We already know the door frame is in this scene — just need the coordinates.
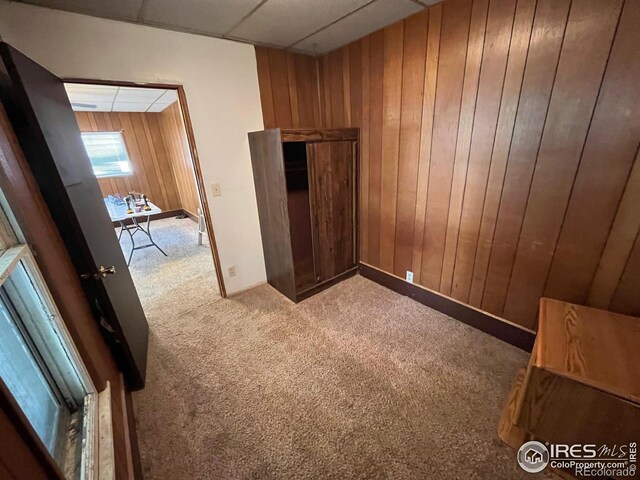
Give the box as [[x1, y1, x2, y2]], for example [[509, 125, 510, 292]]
[[63, 78, 227, 298]]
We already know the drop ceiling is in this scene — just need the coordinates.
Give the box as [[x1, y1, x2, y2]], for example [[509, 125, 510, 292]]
[[16, 0, 440, 54], [65, 83, 179, 112]]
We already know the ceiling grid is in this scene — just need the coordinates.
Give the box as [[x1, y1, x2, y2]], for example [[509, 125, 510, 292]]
[[17, 0, 439, 54]]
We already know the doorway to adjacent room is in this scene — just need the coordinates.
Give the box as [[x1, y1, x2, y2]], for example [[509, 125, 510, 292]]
[[64, 80, 225, 307]]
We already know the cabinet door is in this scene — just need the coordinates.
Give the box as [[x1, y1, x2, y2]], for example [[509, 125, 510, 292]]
[[307, 141, 356, 281]]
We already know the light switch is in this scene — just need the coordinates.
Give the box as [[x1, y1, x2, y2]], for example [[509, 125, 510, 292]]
[[211, 182, 222, 197]]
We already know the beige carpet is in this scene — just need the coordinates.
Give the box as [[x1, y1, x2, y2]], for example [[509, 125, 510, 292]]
[[126, 218, 549, 479]]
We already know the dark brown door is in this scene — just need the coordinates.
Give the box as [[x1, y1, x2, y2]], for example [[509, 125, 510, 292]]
[[307, 140, 356, 281], [0, 43, 148, 389]]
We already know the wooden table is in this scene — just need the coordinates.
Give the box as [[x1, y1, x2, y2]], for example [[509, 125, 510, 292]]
[[499, 298, 640, 478], [104, 198, 167, 266]]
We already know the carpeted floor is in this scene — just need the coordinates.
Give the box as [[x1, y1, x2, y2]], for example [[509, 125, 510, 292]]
[[122, 215, 218, 303], [125, 217, 550, 479]]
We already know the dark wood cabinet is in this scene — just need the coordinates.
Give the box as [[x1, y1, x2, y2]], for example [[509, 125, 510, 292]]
[[248, 128, 358, 302]]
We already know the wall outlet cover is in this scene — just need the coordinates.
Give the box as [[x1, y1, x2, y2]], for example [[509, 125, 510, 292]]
[[227, 265, 236, 277], [406, 271, 414, 283], [212, 182, 222, 197]]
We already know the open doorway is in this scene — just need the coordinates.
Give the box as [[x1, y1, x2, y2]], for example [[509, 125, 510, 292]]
[[64, 81, 226, 307]]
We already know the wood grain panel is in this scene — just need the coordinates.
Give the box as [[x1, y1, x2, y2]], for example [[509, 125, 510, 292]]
[[342, 46, 351, 127], [255, 47, 276, 129], [412, 3, 442, 283], [254, 0, 640, 328], [393, 11, 428, 277], [158, 103, 200, 216], [610, 232, 640, 316], [450, 0, 516, 301], [75, 110, 182, 212], [255, 46, 322, 129], [439, 0, 489, 295], [378, 21, 404, 273], [468, 0, 536, 307], [286, 53, 300, 128], [367, 30, 385, 267], [349, 42, 361, 131], [544, 0, 640, 305], [481, 0, 570, 316], [421, 0, 473, 290], [320, 56, 331, 127], [294, 53, 321, 127], [359, 37, 370, 263], [503, 0, 623, 328], [267, 49, 293, 128], [588, 150, 640, 310], [328, 49, 346, 128]]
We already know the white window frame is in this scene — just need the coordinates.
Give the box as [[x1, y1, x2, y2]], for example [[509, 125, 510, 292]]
[[81, 131, 133, 179], [0, 193, 113, 479]]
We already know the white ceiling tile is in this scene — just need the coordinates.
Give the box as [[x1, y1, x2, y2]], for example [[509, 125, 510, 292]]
[[293, 0, 424, 54], [65, 83, 119, 102], [156, 90, 178, 103], [23, 0, 143, 21], [112, 102, 153, 112], [229, 0, 370, 47], [141, 0, 263, 35], [146, 103, 174, 112], [21, 0, 434, 54], [115, 87, 166, 103], [70, 101, 114, 112]]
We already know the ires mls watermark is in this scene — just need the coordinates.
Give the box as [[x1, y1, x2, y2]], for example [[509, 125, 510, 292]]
[[517, 440, 637, 477]]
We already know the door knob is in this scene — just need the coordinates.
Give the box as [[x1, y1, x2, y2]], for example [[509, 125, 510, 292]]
[[82, 266, 116, 280], [98, 265, 116, 277]]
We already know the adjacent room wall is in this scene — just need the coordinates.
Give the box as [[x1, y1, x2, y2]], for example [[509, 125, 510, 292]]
[[158, 103, 200, 217], [255, 0, 640, 330], [0, 0, 267, 294], [75, 110, 183, 212]]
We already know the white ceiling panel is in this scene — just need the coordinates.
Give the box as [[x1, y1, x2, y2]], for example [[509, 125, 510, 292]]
[[65, 83, 178, 112], [112, 102, 153, 112], [141, 0, 264, 35], [65, 83, 119, 102], [156, 90, 178, 103], [294, 0, 423, 54], [115, 87, 166, 103], [146, 103, 175, 112], [229, 0, 370, 48], [24, 0, 143, 21], [70, 101, 115, 112], [19, 0, 435, 54]]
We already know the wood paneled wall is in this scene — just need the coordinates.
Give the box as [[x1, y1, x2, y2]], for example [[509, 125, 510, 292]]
[[158, 103, 200, 216], [255, 0, 640, 330], [255, 47, 322, 129], [75, 110, 182, 212]]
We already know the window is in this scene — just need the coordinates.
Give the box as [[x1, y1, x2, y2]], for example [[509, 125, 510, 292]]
[[0, 191, 103, 479], [0, 252, 86, 462], [81, 131, 132, 178]]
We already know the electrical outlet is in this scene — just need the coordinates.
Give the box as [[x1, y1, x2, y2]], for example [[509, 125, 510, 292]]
[[406, 271, 414, 283], [227, 265, 236, 277], [212, 182, 222, 197]]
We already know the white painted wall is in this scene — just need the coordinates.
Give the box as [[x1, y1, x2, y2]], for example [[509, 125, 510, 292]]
[[0, 0, 267, 294]]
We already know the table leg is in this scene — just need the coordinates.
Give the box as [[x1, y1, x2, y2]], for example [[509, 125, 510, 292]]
[[121, 219, 137, 266], [145, 215, 167, 257]]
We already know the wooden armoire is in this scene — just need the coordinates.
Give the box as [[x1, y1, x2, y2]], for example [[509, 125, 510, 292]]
[[248, 128, 358, 302]]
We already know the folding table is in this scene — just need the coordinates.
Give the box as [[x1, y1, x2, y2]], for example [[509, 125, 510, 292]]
[[104, 198, 168, 266]]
